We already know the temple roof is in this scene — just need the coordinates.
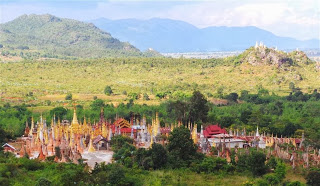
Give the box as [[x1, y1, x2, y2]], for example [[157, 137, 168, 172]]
[[114, 118, 131, 128], [203, 125, 227, 138], [2, 143, 16, 150]]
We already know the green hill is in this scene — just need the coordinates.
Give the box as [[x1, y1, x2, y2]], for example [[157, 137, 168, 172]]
[[0, 46, 318, 107], [0, 14, 143, 58]]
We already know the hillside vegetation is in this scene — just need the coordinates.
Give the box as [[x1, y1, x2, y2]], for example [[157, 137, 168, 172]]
[[0, 14, 144, 59], [0, 47, 319, 106]]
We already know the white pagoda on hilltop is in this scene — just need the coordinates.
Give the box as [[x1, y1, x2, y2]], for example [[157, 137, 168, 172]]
[[255, 41, 266, 49]]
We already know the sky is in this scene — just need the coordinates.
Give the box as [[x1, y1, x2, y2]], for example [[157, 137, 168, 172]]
[[0, 0, 319, 40]]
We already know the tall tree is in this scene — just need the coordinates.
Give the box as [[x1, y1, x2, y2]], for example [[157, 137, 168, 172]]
[[188, 91, 209, 123], [167, 126, 197, 167]]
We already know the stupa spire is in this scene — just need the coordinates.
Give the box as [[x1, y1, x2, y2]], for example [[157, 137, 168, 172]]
[[72, 107, 79, 125]]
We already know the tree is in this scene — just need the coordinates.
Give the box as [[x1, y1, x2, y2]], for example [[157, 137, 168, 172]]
[[306, 170, 320, 186], [167, 126, 197, 167], [90, 99, 105, 110], [65, 93, 72, 100], [50, 107, 67, 120], [128, 92, 138, 100], [104, 86, 113, 96], [167, 100, 189, 124], [226, 92, 239, 103], [150, 143, 168, 169], [188, 91, 209, 123], [240, 90, 249, 100], [248, 151, 267, 176]]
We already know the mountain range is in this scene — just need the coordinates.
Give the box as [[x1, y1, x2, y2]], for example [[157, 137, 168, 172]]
[[90, 18, 320, 53], [0, 14, 143, 58]]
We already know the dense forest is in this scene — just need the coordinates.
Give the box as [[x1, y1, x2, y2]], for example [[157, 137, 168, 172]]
[[0, 14, 146, 58]]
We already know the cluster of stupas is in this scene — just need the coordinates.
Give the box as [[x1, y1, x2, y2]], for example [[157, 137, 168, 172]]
[[3, 108, 319, 168], [3, 108, 195, 163]]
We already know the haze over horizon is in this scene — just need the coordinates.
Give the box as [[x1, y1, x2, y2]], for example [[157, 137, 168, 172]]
[[0, 0, 319, 41]]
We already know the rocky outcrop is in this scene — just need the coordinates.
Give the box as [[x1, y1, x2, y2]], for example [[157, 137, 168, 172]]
[[238, 46, 312, 68]]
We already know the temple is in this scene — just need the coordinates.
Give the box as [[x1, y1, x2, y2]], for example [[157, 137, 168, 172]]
[[3, 108, 308, 168]]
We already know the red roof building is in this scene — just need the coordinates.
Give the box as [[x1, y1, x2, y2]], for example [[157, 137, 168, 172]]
[[203, 125, 227, 138], [111, 118, 137, 134]]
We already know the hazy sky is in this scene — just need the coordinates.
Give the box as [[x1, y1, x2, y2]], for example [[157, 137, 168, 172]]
[[0, 0, 319, 40]]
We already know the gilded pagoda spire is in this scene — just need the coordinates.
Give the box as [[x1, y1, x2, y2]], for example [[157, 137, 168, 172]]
[[88, 132, 95, 153], [29, 117, 34, 136], [72, 107, 79, 125]]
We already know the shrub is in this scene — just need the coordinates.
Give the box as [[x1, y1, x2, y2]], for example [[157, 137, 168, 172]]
[[263, 174, 280, 185], [19, 158, 44, 171], [104, 86, 113, 96], [266, 157, 277, 170], [196, 157, 229, 173], [128, 92, 139, 100], [274, 160, 286, 181], [65, 93, 72, 100], [143, 93, 150, 100], [286, 181, 302, 186], [142, 157, 153, 170], [306, 170, 320, 186], [36, 177, 51, 186]]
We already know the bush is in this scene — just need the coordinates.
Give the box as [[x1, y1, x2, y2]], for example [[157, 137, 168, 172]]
[[287, 181, 302, 186], [36, 177, 51, 186], [128, 92, 139, 100], [274, 160, 286, 181], [104, 86, 113, 96], [19, 158, 44, 171], [195, 157, 229, 173], [142, 157, 153, 170], [306, 170, 320, 186], [266, 157, 277, 170], [143, 93, 150, 100], [65, 93, 72, 100], [263, 174, 280, 185]]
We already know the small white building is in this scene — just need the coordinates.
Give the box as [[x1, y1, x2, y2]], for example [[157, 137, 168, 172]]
[[208, 134, 246, 148]]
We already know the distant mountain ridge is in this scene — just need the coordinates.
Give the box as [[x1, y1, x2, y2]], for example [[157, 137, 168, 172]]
[[90, 18, 320, 53], [0, 14, 143, 58]]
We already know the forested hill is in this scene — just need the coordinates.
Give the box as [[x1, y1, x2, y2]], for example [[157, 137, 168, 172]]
[[0, 14, 145, 58]]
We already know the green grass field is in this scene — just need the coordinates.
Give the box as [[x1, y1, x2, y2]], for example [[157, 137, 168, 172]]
[[1, 57, 319, 108]]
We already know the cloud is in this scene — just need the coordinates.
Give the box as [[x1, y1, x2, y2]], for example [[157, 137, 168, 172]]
[[0, 0, 319, 40]]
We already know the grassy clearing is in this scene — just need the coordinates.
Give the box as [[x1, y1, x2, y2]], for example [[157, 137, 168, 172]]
[[1, 58, 319, 106]]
